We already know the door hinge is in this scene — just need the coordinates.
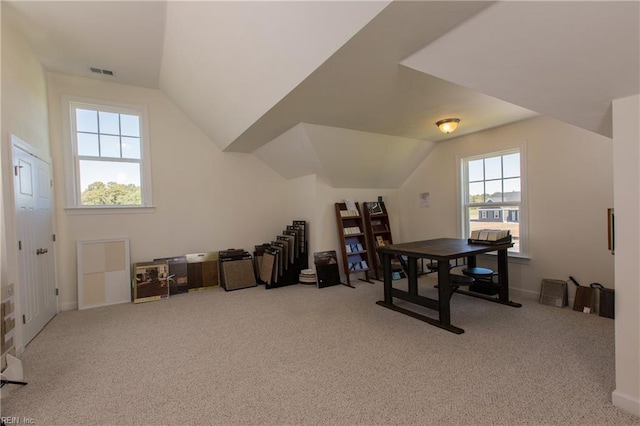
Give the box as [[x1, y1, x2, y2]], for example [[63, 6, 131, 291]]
[[53, 234, 56, 242], [22, 315, 26, 324], [14, 165, 20, 176], [50, 179, 53, 188], [55, 288, 59, 296], [18, 241, 22, 250]]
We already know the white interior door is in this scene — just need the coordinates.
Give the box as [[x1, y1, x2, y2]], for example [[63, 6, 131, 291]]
[[12, 138, 57, 345]]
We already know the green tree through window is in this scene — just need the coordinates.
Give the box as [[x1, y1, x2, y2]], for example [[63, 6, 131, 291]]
[[81, 181, 141, 205]]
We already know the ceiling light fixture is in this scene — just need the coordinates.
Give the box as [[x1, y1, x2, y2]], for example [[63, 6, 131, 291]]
[[436, 118, 460, 134]]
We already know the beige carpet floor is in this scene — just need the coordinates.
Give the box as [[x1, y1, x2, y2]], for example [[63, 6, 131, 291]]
[[1, 275, 638, 426]]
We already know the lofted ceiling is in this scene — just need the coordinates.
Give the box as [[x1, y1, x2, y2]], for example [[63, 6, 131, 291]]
[[4, 1, 639, 188]]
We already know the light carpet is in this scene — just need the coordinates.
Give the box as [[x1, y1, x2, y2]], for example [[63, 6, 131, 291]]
[[1, 276, 638, 426]]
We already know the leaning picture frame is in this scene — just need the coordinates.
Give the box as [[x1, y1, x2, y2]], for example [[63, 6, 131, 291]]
[[368, 202, 384, 215], [132, 261, 170, 303]]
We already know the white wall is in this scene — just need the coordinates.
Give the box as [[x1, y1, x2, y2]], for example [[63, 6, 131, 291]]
[[1, 6, 50, 156], [612, 94, 640, 416], [398, 116, 615, 299], [46, 73, 295, 311], [1, 4, 52, 356]]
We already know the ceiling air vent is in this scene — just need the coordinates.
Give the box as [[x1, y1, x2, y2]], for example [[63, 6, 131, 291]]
[[89, 67, 115, 76]]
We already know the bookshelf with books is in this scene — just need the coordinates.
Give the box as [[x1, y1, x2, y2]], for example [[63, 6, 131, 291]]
[[335, 201, 372, 287], [363, 201, 405, 281]]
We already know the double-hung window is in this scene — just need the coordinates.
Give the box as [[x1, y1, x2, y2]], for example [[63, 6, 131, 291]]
[[461, 148, 526, 255], [64, 97, 152, 211]]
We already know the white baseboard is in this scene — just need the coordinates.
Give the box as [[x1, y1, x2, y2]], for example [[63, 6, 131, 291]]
[[613, 389, 640, 416], [509, 287, 539, 300], [60, 301, 78, 311]]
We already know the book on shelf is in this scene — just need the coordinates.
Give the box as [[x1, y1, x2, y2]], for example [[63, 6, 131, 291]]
[[348, 261, 368, 271], [344, 198, 357, 212], [371, 220, 387, 232], [344, 226, 361, 235], [339, 210, 359, 217], [469, 229, 511, 243], [376, 236, 385, 247]]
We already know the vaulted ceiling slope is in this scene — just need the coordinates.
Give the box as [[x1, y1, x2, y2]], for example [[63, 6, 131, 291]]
[[402, 1, 640, 139], [159, 0, 391, 152], [5, 1, 639, 188]]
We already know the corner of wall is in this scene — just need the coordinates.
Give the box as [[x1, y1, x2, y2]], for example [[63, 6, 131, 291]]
[[612, 390, 640, 417]]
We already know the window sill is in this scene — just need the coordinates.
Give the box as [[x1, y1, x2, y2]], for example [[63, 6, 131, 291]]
[[65, 206, 155, 215], [480, 252, 531, 264]]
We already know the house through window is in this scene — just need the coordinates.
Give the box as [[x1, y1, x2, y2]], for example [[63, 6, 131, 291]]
[[461, 149, 525, 254]]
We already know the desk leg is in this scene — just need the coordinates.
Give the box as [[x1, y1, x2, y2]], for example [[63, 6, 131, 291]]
[[382, 252, 393, 304], [497, 248, 521, 307], [467, 255, 477, 268], [456, 249, 522, 308], [407, 257, 418, 296], [377, 254, 463, 334], [437, 260, 452, 326]]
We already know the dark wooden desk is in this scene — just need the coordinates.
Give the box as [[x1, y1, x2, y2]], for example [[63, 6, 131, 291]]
[[376, 238, 521, 334]]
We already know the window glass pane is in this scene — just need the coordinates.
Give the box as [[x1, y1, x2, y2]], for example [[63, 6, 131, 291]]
[[468, 182, 484, 203], [503, 153, 520, 178], [99, 111, 120, 135], [503, 178, 521, 200], [484, 156, 502, 180], [100, 135, 121, 158], [468, 159, 484, 182], [485, 180, 502, 200], [77, 133, 99, 156], [468, 206, 478, 221], [120, 114, 140, 137], [76, 109, 98, 133], [121, 137, 141, 159], [464, 150, 522, 254], [78, 160, 141, 205]]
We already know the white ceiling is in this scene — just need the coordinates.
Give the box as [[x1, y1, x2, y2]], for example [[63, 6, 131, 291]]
[[5, 0, 166, 89], [5, 1, 639, 188], [401, 1, 640, 139]]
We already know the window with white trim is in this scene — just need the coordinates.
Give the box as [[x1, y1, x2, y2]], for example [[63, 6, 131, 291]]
[[64, 97, 152, 210], [461, 149, 525, 254]]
